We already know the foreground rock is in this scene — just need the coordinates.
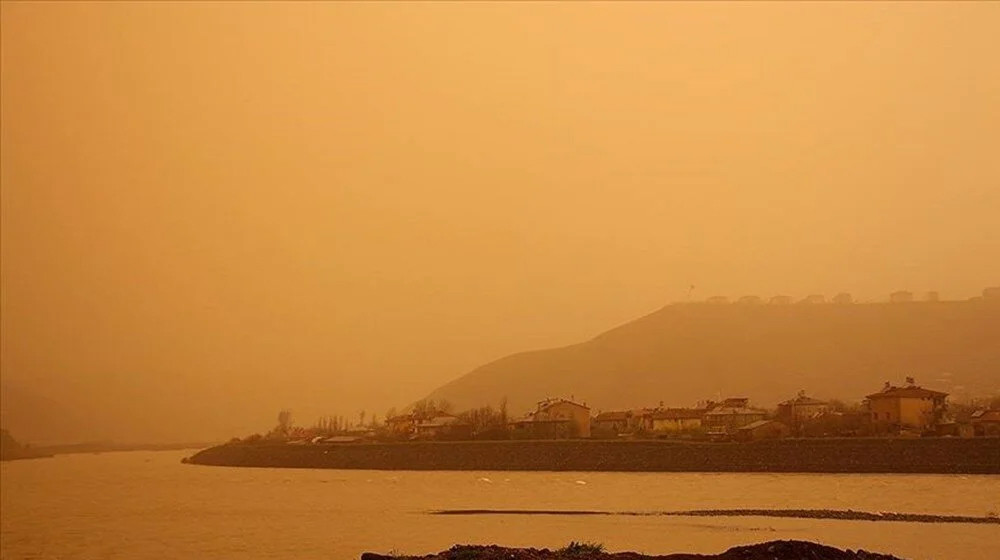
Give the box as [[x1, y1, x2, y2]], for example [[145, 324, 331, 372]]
[[362, 540, 905, 560]]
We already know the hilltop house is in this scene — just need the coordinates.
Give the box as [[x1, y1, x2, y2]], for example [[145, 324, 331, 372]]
[[703, 398, 767, 434], [511, 398, 591, 439], [866, 379, 948, 434]]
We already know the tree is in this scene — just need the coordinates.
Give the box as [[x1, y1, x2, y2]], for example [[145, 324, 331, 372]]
[[412, 399, 436, 420], [277, 410, 293, 434], [359, 410, 366, 427]]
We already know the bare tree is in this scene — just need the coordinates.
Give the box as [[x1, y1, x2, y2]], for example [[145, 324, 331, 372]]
[[436, 399, 454, 414], [412, 399, 436, 420], [277, 409, 293, 434]]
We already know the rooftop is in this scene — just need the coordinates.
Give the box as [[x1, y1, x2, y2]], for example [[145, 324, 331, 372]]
[[866, 385, 948, 400], [779, 394, 828, 406], [537, 398, 589, 412]]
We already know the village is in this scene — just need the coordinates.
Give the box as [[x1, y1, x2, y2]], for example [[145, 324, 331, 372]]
[[260, 377, 1000, 446]]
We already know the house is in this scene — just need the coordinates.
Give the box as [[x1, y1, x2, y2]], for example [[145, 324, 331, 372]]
[[801, 294, 826, 304], [703, 398, 767, 433], [890, 290, 914, 303], [983, 287, 1000, 301], [777, 392, 830, 425], [737, 295, 763, 305], [866, 379, 948, 434], [511, 398, 591, 439], [592, 410, 632, 434], [651, 408, 705, 433], [970, 409, 1000, 437], [769, 295, 794, 305], [735, 420, 791, 442], [925, 291, 940, 302], [629, 408, 660, 432], [415, 413, 472, 440]]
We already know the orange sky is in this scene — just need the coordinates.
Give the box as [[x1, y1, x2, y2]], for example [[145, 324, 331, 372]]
[[2, 2, 999, 442]]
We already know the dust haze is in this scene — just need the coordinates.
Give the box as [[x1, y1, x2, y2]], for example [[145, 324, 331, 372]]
[[2, 2, 999, 443]]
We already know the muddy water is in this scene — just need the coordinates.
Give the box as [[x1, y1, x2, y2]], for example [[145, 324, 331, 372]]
[[2, 450, 998, 559]]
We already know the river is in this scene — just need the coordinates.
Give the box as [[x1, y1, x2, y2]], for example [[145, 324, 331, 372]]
[[2, 450, 998, 559]]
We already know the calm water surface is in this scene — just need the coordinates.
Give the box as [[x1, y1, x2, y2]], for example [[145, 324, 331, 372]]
[[2, 450, 998, 560]]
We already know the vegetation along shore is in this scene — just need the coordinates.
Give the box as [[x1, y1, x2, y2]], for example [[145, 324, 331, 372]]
[[360, 540, 907, 560]]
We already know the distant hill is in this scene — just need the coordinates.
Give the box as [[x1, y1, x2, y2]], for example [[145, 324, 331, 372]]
[[0, 382, 95, 445], [425, 299, 1000, 414]]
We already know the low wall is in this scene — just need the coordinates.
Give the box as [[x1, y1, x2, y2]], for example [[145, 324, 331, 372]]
[[187, 438, 1000, 474]]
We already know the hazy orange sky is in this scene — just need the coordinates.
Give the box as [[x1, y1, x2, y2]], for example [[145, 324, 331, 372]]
[[2, 2, 999, 443]]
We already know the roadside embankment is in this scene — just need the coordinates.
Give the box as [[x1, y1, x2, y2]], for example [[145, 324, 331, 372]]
[[360, 540, 907, 560], [186, 437, 1000, 474]]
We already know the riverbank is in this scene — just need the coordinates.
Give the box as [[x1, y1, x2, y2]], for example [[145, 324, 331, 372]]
[[186, 437, 1000, 473], [361, 540, 907, 560]]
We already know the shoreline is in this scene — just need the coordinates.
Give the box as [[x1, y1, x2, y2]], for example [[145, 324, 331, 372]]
[[186, 437, 1000, 474], [432, 508, 1000, 524]]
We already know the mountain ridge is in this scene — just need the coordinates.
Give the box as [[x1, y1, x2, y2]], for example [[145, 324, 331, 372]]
[[425, 299, 1000, 414]]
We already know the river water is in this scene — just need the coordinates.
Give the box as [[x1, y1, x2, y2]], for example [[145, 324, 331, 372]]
[[2, 450, 998, 560]]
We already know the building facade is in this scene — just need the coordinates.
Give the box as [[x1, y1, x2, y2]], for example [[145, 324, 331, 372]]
[[777, 392, 830, 425], [866, 381, 948, 434], [511, 398, 591, 439]]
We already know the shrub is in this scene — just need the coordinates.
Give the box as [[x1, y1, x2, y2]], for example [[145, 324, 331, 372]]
[[558, 541, 605, 556]]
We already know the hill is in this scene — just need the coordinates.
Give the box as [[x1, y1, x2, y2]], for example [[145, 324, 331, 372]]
[[424, 299, 1000, 414], [0, 382, 95, 445]]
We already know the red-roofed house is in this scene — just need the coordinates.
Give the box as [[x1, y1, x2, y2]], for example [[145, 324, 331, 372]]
[[866, 379, 948, 434]]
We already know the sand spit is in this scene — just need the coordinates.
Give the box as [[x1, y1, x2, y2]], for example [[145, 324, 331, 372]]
[[431, 508, 1000, 524]]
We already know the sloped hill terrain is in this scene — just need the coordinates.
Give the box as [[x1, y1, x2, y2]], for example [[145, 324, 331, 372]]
[[425, 300, 1000, 414]]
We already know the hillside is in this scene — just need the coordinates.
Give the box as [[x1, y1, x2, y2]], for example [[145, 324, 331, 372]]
[[425, 299, 1000, 414]]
